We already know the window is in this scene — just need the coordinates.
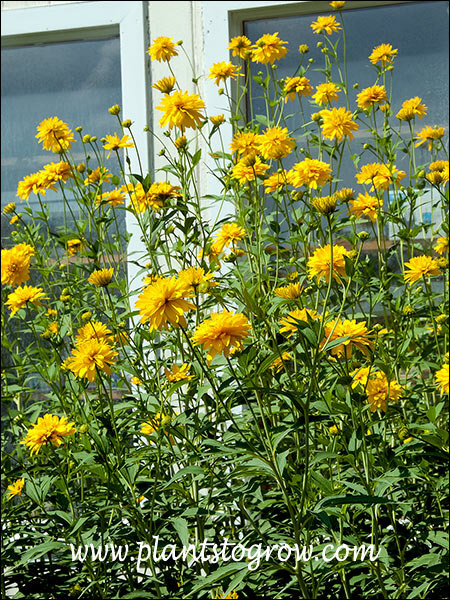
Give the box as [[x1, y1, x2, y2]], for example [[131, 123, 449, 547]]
[[1, 1, 150, 265], [202, 1, 449, 237], [1, 36, 123, 237], [243, 1, 449, 235]]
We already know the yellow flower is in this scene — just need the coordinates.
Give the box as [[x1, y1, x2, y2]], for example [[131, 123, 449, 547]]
[[263, 171, 288, 193], [157, 90, 205, 132], [270, 352, 292, 373], [251, 33, 288, 64], [427, 170, 449, 186], [283, 76, 313, 102], [84, 166, 112, 186], [312, 195, 337, 216], [427, 161, 449, 186], [177, 266, 216, 292], [256, 126, 295, 160], [35, 117, 76, 153], [165, 363, 194, 382], [211, 223, 246, 254], [6, 285, 46, 316], [65, 338, 118, 382], [311, 15, 341, 35], [210, 114, 226, 126], [349, 192, 382, 222], [97, 188, 126, 207], [330, 1, 345, 8], [208, 61, 240, 86], [3, 202, 16, 214], [16, 172, 50, 200], [329, 425, 340, 435], [149, 181, 181, 210], [141, 412, 171, 435], [216, 590, 239, 600], [7, 478, 25, 499], [434, 237, 449, 255], [103, 133, 134, 158], [147, 36, 178, 62], [279, 308, 319, 337], [321, 318, 373, 358], [436, 364, 449, 394], [152, 76, 177, 94], [356, 162, 405, 191], [335, 187, 355, 202], [307, 244, 350, 283], [396, 97, 427, 121], [356, 85, 387, 109], [1, 244, 34, 287], [288, 158, 332, 189], [415, 126, 445, 151], [228, 35, 252, 59], [192, 310, 251, 362], [66, 239, 83, 256], [350, 367, 372, 389], [320, 107, 359, 141], [312, 82, 339, 106], [369, 43, 398, 67], [230, 131, 260, 157], [75, 321, 113, 345], [127, 181, 180, 213], [403, 255, 442, 286], [366, 372, 403, 412], [274, 282, 303, 299], [40, 161, 73, 187], [231, 155, 270, 184], [135, 276, 196, 332], [88, 267, 114, 287], [21, 414, 76, 455], [47, 322, 59, 335]]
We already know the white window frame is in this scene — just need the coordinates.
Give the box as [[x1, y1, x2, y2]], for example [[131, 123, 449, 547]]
[[1, 0, 151, 291]]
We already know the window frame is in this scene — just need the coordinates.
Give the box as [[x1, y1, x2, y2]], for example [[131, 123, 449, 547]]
[[1, 0, 151, 286]]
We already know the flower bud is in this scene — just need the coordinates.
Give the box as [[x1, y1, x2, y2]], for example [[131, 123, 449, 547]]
[[397, 426, 409, 440], [175, 136, 187, 149], [82, 135, 91, 143], [357, 231, 370, 241], [312, 195, 337, 216], [75, 126, 83, 133], [79, 424, 88, 434], [122, 119, 132, 128], [108, 104, 121, 115], [298, 44, 309, 54]]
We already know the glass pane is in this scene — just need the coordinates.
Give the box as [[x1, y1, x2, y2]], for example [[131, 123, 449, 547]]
[[244, 1, 449, 232], [1, 36, 123, 239]]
